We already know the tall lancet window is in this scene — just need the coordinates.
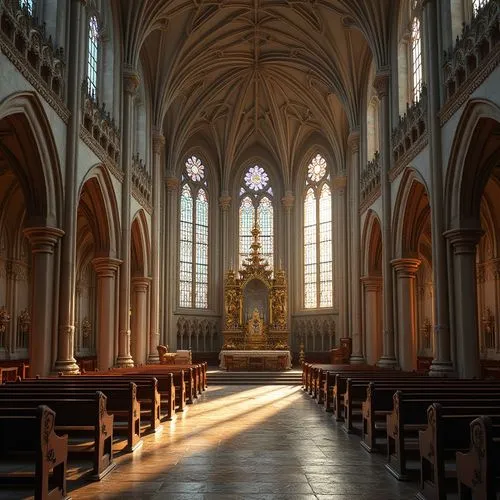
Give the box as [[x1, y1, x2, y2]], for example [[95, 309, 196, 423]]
[[239, 165, 274, 269], [179, 156, 209, 309], [472, 0, 487, 13], [303, 154, 333, 309], [87, 15, 99, 99], [410, 1, 423, 101]]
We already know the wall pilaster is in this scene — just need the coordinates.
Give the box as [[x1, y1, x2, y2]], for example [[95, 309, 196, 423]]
[[132, 276, 150, 366], [361, 276, 383, 365]]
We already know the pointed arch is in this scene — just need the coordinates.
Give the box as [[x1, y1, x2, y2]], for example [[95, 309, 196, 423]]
[[362, 210, 383, 277], [131, 209, 151, 277]]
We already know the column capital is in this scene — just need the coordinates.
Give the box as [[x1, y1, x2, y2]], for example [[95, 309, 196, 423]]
[[152, 130, 166, 154], [132, 276, 151, 292], [23, 227, 64, 254], [219, 193, 232, 211], [444, 227, 484, 254], [373, 70, 391, 99], [165, 176, 180, 192], [347, 130, 360, 153], [391, 258, 421, 276], [361, 275, 383, 291], [332, 175, 347, 191], [281, 191, 295, 210], [92, 256, 122, 277], [123, 66, 140, 95]]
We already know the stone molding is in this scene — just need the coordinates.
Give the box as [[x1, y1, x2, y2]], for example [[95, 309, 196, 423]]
[[281, 191, 295, 210], [391, 258, 421, 277], [131, 153, 151, 204], [165, 176, 180, 192], [23, 227, 64, 253], [347, 130, 360, 153], [219, 194, 232, 211], [373, 70, 391, 99], [444, 228, 484, 254], [92, 256, 122, 277], [361, 152, 381, 202]]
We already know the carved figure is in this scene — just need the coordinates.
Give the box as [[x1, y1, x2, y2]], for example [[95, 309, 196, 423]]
[[247, 308, 264, 337]]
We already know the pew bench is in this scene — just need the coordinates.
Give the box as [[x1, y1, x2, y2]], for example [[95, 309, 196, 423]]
[[0, 405, 68, 500], [0, 392, 115, 481]]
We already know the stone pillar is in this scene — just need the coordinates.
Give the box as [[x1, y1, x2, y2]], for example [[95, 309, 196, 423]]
[[332, 176, 348, 339], [423, 0, 454, 375], [444, 228, 483, 378], [116, 67, 140, 368], [348, 130, 364, 363], [92, 257, 121, 370], [148, 129, 165, 364], [361, 276, 383, 365], [132, 277, 150, 366], [24, 227, 64, 376], [55, 0, 85, 375], [219, 193, 232, 271], [392, 258, 421, 371], [165, 175, 180, 349], [374, 70, 398, 368], [281, 191, 294, 343]]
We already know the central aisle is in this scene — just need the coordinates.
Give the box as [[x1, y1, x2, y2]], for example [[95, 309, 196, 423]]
[[72, 385, 418, 499]]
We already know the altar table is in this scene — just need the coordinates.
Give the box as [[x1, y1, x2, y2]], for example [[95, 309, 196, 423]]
[[219, 350, 292, 371]]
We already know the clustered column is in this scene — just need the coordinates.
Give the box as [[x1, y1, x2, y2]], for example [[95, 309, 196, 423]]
[[116, 66, 140, 368], [374, 70, 397, 368], [445, 228, 484, 378], [392, 258, 421, 371], [361, 276, 382, 365], [92, 257, 121, 370], [131, 277, 150, 365], [24, 227, 64, 376], [148, 129, 165, 363], [281, 191, 294, 341], [219, 192, 232, 271], [348, 130, 364, 363]]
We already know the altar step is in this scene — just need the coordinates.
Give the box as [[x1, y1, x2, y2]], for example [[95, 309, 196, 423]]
[[207, 370, 303, 386]]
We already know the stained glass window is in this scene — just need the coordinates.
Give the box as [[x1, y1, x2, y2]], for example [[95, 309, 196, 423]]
[[87, 16, 99, 99], [472, 0, 487, 14], [178, 156, 209, 309], [411, 16, 422, 102], [239, 165, 274, 269], [304, 154, 333, 309]]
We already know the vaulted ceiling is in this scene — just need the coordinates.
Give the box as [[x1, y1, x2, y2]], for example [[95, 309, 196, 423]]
[[118, 0, 397, 185]]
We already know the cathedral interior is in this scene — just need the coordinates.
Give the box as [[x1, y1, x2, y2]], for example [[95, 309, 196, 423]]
[[1, 0, 500, 498]]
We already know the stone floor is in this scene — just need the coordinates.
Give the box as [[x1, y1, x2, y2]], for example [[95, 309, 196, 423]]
[[2, 385, 420, 499]]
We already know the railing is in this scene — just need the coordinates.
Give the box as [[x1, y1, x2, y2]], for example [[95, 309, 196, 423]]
[[392, 85, 428, 165], [132, 153, 151, 204], [443, 0, 500, 103], [361, 151, 381, 202]]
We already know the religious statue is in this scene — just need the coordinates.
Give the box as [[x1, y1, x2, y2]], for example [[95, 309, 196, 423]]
[[247, 308, 264, 337], [225, 289, 240, 329]]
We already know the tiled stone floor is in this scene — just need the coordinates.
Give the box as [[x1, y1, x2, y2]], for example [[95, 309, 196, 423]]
[[1, 385, 420, 499]]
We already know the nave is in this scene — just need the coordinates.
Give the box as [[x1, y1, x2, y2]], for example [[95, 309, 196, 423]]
[[66, 385, 417, 500]]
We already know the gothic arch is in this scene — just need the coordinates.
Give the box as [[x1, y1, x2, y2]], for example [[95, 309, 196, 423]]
[[131, 210, 150, 277], [0, 91, 63, 226], [362, 210, 383, 277]]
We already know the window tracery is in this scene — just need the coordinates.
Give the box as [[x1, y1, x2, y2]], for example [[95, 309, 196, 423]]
[[472, 0, 488, 14], [239, 165, 274, 269], [20, 0, 34, 14], [410, 7, 423, 102], [87, 15, 99, 99], [179, 156, 209, 309], [303, 154, 333, 309]]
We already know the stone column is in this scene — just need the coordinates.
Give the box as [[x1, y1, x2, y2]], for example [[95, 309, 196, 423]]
[[116, 66, 140, 368], [165, 175, 180, 349], [281, 191, 294, 343], [374, 70, 398, 368], [24, 227, 64, 376], [423, 0, 454, 375], [444, 228, 483, 378], [348, 130, 364, 363], [92, 257, 121, 370], [392, 258, 421, 371], [361, 276, 382, 365], [219, 193, 232, 271], [147, 129, 165, 364], [55, 0, 85, 375], [132, 277, 150, 366], [332, 176, 348, 339]]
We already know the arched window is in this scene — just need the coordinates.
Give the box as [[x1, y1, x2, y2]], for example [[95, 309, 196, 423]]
[[239, 165, 274, 269], [472, 0, 487, 14], [303, 154, 333, 309], [410, 2, 423, 102], [179, 156, 209, 309], [87, 15, 99, 99]]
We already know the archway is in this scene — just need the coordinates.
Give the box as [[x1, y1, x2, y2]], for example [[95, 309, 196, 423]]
[[361, 212, 383, 365], [130, 211, 150, 365], [445, 100, 500, 377]]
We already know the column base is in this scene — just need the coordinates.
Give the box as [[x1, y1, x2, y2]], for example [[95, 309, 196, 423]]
[[53, 359, 80, 375], [115, 356, 135, 368], [350, 354, 366, 364], [377, 357, 399, 369], [147, 354, 160, 364], [428, 360, 455, 377]]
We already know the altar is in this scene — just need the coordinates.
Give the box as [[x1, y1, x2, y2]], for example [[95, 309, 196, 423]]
[[219, 350, 292, 371], [220, 224, 290, 370]]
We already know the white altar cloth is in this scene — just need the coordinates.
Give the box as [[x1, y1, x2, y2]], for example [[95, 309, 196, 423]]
[[219, 350, 292, 370]]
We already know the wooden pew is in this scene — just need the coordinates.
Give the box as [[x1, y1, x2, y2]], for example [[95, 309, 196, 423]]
[[385, 389, 500, 481], [418, 403, 500, 500], [2, 381, 142, 451], [456, 415, 500, 500], [0, 405, 68, 500], [0, 366, 18, 382], [0, 391, 115, 480]]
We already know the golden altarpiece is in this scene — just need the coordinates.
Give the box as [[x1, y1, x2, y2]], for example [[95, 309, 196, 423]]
[[222, 225, 289, 350]]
